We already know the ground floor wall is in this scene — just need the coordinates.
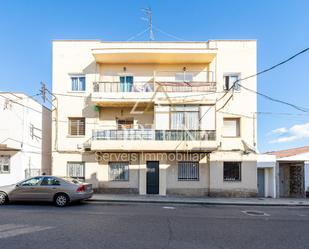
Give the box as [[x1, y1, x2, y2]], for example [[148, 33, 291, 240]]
[[0, 150, 42, 186], [52, 151, 258, 197]]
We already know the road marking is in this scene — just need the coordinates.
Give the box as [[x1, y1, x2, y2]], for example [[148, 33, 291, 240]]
[[241, 210, 270, 217], [0, 224, 53, 239], [0, 224, 27, 232], [163, 206, 176, 210]]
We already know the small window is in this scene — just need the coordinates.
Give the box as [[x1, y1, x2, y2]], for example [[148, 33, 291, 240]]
[[68, 118, 85, 136], [67, 162, 85, 181], [41, 177, 61, 186], [109, 162, 129, 181], [0, 155, 10, 174], [71, 75, 86, 91], [222, 118, 240, 137], [224, 162, 241, 181], [224, 74, 240, 91], [178, 161, 199, 181], [117, 119, 134, 130]]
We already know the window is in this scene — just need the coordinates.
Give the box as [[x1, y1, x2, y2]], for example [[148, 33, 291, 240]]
[[71, 75, 86, 91], [224, 74, 240, 91], [222, 118, 240, 137], [20, 177, 44, 186], [67, 162, 85, 181], [175, 72, 193, 83], [41, 177, 61, 186], [0, 156, 10, 174], [117, 119, 134, 130], [120, 76, 133, 92], [171, 105, 199, 130], [178, 161, 199, 181], [109, 162, 129, 181], [224, 162, 241, 181], [68, 118, 85, 136]]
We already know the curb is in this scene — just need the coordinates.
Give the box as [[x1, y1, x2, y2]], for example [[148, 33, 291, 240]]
[[86, 198, 309, 207]]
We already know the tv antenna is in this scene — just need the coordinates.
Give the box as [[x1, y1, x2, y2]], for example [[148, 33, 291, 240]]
[[141, 7, 154, 41]]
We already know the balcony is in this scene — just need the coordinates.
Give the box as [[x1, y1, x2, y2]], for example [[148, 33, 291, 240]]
[[91, 129, 217, 152], [91, 70, 216, 107]]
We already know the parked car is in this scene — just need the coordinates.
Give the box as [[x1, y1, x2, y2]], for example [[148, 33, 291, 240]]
[[0, 176, 93, 207]]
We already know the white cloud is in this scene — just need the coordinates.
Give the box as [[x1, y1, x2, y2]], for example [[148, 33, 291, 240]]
[[269, 122, 309, 144], [269, 127, 288, 135]]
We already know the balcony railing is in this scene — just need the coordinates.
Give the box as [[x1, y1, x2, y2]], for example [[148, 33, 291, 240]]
[[93, 82, 154, 93], [93, 70, 216, 93], [92, 129, 216, 141]]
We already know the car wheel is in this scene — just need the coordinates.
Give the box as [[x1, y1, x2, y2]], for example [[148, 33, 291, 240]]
[[54, 194, 69, 207], [0, 192, 8, 205]]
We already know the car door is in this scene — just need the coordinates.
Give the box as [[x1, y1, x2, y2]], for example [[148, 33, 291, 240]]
[[10, 177, 44, 201], [38, 177, 62, 201]]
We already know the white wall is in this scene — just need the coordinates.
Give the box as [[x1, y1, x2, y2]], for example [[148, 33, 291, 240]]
[[0, 93, 51, 186]]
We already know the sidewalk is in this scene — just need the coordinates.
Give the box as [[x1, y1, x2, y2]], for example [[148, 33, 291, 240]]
[[88, 194, 309, 206]]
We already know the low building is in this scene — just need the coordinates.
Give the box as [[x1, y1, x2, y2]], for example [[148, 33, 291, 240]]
[[0, 93, 51, 186], [52, 40, 258, 197], [267, 146, 309, 198]]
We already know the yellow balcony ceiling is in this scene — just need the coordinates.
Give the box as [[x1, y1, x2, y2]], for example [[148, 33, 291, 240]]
[[92, 48, 217, 64]]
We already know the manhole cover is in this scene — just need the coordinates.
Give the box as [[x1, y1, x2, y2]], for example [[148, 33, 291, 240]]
[[242, 210, 269, 216]]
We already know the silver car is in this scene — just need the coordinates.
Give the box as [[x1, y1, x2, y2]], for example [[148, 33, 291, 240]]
[[0, 176, 93, 207]]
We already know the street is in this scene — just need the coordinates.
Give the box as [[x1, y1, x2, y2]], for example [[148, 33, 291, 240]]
[[0, 202, 309, 249]]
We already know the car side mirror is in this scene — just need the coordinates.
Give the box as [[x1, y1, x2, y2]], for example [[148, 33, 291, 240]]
[[16, 184, 20, 187]]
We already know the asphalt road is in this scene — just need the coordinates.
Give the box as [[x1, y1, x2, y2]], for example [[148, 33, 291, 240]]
[[0, 201, 309, 249]]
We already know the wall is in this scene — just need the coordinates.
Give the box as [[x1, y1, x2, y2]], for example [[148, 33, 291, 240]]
[[0, 93, 50, 185]]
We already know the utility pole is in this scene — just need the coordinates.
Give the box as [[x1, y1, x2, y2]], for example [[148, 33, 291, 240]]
[[40, 82, 47, 103], [141, 7, 154, 41]]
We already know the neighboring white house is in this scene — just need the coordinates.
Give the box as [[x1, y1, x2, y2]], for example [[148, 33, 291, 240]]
[[0, 92, 51, 186], [52, 40, 258, 197]]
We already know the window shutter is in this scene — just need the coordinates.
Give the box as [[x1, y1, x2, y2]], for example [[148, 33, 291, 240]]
[[223, 119, 240, 137]]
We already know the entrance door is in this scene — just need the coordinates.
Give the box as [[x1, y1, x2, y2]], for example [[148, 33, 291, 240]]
[[257, 168, 265, 197], [146, 161, 159, 194]]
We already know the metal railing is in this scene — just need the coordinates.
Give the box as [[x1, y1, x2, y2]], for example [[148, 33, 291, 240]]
[[92, 129, 216, 141], [93, 82, 154, 93], [155, 82, 216, 92], [93, 70, 216, 93]]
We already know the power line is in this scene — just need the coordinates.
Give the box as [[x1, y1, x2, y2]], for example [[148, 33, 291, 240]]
[[153, 26, 187, 41], [217, 47, 309, 113], [0, 93, 43, 114], [126, 27, 150, 41]]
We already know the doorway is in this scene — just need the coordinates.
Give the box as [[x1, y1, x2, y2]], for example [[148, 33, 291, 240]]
[[146, 161, 159, 194], [257, 168, 265, 197], [279, 163, 304, 198]]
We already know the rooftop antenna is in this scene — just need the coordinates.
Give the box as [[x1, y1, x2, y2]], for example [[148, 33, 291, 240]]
[[141, 7, 154, 41]]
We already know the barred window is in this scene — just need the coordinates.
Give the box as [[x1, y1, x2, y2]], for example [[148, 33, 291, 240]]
[[109, 162, 129, 181], [67, 162, 85, 181], [224, 162, 241, 181], [0, 156, 10, 174], [178, 161, 199, 181], [69, 117, 85, 136]]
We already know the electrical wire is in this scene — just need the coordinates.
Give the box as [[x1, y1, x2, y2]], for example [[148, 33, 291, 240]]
[[217, 47, 309, 113], [153, 26, 187, 41], [126, 27, 150, 41]]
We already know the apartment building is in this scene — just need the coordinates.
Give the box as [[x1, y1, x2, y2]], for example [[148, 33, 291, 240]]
[[52, 40, 257, 197], [0, 93, 51, 186]]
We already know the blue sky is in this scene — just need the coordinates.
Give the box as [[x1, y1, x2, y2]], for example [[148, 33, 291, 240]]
[[0, 0, 308, 152]]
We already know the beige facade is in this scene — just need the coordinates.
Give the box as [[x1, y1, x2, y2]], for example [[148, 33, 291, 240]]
[[52, 40, 257, 197]]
